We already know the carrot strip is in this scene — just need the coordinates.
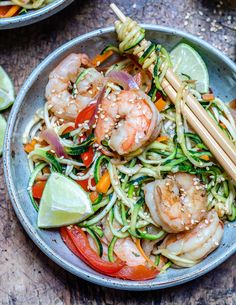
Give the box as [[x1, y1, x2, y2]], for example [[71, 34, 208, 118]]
[[92, 51, 113, 67], [3, 5, 20, 18], [135, 239, 156, 268], [202, 93, 215, 101], [155, 98, 166, 112], [42, 167, 51, 174], [90, 191, 99, 203], [200, 154, 210, 161], [220, 122, 226, 129], [24, 139, 37, 153], [96, 170, 111, 193], [156, 135, 168, 142]]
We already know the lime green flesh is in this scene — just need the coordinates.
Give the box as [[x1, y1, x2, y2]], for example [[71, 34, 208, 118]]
[[170, 43, 209, 93], [0, 114, 6, 156], [0, 66, 15, 111], [38, 172, 93, 228]]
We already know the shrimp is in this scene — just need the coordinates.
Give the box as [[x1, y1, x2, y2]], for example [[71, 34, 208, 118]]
[[144, 173, 207, 233], [114, 238, 146, 266], [95, 89, 161, 155], [45, 53, 104, 121], [159, 210, 224, 266], [103, 216, 146, 266]]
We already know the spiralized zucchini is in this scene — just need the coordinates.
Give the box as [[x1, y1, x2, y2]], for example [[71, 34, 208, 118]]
[[9, 0, 55, 9], [115, 17, 171, 96]]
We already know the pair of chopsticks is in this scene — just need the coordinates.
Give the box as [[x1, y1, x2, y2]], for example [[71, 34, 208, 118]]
[[110, 3, 236, 182]]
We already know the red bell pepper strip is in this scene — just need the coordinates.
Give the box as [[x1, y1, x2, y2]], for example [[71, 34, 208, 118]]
[[64, 226, 125, 274], [62, 126, 75, 135], [111, 265, 159, 281], [76, 177, 95, 191], [0, 6, 11, 17], [60, 227, 82, 258], [75, 104, 96, 128], [32, 181, 47, 199], [81, 146, 94, 168], [60, 226, 159, 280]]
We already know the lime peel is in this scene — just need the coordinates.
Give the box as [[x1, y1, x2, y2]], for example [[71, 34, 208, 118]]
[[0, 114, 6, 156], [0, 66, 15, 111], [38, 172, 93, 228], [170, 43, 209, 93]]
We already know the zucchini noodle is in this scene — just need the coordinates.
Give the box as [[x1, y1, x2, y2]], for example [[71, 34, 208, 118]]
[[10, 0, 55, 9]]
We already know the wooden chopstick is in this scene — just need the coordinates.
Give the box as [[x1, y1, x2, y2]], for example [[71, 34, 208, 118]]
[[161, 78, 236, 181], [165, 68, 236, 164], [110, 3, 236, 181]]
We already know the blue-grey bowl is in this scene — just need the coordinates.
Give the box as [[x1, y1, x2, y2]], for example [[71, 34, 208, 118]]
[[0, 0, 74, 30], [3, 26, 236, 290]]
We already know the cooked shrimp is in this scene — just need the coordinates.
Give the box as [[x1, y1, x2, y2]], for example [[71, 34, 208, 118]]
[[45, 53, 104, 121], [95, 89, 161, 155], [159, 210, 224, 266], [103, 217, 146, 266], [144, 173, 207, 233], [114, 238, 146, 266]]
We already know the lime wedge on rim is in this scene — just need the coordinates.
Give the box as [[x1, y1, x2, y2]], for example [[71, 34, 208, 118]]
[[0, 114, 7, 156], [170, 43, 209, 93], [38, 172, 93, 228], [0, 66, 14, 111]]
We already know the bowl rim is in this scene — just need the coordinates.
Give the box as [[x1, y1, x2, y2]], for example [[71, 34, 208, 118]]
[[4, 25, 236, 291], [0, 0, 74, 29]]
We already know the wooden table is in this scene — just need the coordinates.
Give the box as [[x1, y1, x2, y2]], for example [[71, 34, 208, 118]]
[[0, 1, 235, 304]]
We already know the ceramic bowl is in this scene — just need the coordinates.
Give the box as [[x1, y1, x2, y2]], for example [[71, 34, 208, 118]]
[[0, 0, 74, 29], [4, 25, 236, 290]]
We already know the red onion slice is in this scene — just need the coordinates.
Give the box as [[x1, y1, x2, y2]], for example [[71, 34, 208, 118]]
[[107, 71, 139, 90], [41, 128, 66, 158]]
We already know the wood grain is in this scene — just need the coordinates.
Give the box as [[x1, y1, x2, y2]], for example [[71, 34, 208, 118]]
[[0, 1, 235, 304]]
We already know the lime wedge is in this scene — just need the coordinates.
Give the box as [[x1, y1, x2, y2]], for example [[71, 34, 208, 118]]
[[38, 172, 93, 228], [0, 114, 6, 156], [170, 43, 209, 93], [0, 66, 14, 111]]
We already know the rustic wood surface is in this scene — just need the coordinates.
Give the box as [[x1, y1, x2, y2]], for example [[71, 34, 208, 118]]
[[0, 0, 235, 304]]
